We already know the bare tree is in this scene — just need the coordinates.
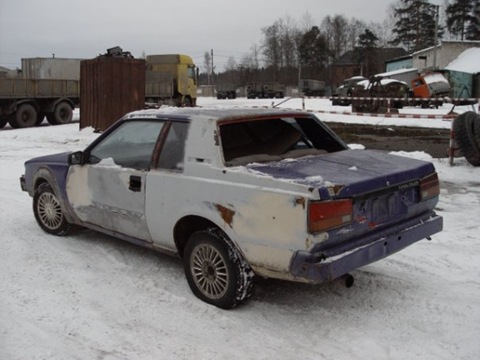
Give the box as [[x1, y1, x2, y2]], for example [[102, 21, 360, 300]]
[[299, 11, 315, 32], [321, 15, 349, 62], [224, 56, 237, 72], [347, 18, 367, 52], [261, 21, 281, 71], [240, 44, 261, 69], [374, 17, 397, 47], [239, 43, 262, 83], [278, 15, 300, 68], [203, 51, 212, 85]]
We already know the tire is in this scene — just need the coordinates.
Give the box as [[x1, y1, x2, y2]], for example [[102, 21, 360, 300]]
[[184, 228, 254, 309], [182, 97, 192, 107], [453, 111, 480, 166], [8, 103, 37, 128], [47, 101, 73, 125], [33, 183, 72, 236]]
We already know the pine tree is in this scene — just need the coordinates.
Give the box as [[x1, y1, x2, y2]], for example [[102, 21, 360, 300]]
[[466, 0, 480, 40], [391, 0, 442, 52], [297, 26, 329, 69], [356, 29, 380, 77], [358, 29, 379, 48], [446, 0, 478, 40]]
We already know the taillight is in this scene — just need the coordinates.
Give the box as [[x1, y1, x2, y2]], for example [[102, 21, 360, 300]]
[[419, 172, 440, 201], [308, 199, 353, 233]]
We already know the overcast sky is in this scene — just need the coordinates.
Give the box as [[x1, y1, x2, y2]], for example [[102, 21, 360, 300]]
[[0, 0, 443, 70]]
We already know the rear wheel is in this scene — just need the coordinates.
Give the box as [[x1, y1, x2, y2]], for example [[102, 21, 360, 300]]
[[47, 101, 73, 125], [8, 103, 37, 128], [33, 183, 72, 236], [453, 111, 480, 166], [184, 228, 254, 309]]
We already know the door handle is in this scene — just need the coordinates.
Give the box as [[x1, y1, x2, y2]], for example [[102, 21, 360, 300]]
[[129, 175, 142, 192]]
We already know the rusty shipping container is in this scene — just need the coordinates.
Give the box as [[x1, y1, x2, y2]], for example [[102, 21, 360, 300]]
[[80, 57, 145, 131]]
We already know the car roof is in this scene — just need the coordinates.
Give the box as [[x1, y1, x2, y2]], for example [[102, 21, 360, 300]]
[[122, 107, 311, 123]]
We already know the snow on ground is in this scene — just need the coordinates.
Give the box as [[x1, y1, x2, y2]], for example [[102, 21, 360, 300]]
[[1, 99, 479, 360]]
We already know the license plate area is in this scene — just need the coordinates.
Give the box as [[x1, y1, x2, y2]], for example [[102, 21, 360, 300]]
[[353, 181, 419, 225]]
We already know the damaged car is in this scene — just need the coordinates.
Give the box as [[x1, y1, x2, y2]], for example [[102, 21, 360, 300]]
[[20, 108, 443, 308]]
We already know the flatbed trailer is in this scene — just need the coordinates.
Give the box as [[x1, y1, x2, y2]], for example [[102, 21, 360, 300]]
[[0, 78, 79, 128]]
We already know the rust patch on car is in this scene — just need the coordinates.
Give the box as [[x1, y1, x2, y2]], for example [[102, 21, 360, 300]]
[[216, 204, 235, 227], [294, 197, 305, 209], [327, 184, 345, 196]]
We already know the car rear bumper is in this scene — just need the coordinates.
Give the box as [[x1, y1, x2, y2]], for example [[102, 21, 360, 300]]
[[289, 212, 443, 283], [20, 175, 27, 192]]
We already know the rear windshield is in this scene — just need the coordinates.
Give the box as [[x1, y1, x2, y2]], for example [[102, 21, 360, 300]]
[[219, 116, 347, 166]]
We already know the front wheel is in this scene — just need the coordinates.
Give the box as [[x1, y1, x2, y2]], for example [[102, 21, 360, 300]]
[[33, 183, 72, 235], [8, 103, 37, 128], [184, 229, 254, 309]]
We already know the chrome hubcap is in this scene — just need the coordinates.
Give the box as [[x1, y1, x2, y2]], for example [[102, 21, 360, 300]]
[[38, 192, 63, 230], [191, 244, 229, 299]]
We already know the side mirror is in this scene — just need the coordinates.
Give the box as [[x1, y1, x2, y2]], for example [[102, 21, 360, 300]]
[[68, 151, 85, 165]]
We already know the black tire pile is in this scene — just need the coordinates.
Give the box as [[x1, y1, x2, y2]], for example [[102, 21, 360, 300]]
[[453, 111, 480, 166]]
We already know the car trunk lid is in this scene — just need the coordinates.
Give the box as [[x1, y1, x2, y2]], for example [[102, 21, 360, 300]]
[[247, 149, 435, 198]]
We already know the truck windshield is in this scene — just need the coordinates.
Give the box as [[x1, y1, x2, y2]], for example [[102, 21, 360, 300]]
[[187, 67, 196, 81], [424, 73, 448, 85]]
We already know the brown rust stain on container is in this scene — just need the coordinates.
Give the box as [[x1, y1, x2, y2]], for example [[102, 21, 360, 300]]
[[80, 56, 146, 131]]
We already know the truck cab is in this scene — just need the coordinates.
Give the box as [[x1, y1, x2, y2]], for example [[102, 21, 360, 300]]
[[411, 72, 450, 107], [146, 54, 197, 107]]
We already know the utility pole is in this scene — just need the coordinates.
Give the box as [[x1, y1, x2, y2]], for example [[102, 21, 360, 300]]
[[211, 49, 214, 88], [433, 5, 439, 69]]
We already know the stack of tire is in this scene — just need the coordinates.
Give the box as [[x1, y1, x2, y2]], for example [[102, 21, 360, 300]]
[[453, 111, 480, 166]]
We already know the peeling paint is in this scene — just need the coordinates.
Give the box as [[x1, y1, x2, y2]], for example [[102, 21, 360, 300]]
[[215, 204, 235, 227], [67, 164, 152, 241], [305, 237, 313, 250], [294, 197, 305, 209], [336, 227, 354, 235], [66, 165, 93, 208]]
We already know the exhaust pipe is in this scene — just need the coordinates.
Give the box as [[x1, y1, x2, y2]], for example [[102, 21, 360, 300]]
[[338, 273, 354, 288]]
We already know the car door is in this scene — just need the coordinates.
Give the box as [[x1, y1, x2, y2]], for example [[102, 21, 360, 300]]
[[66, 120, 166, 242]]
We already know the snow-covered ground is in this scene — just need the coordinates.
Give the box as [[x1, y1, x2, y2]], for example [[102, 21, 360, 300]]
[[1, 99, 479, 360]]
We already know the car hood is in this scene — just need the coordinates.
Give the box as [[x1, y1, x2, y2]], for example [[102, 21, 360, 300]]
[[247, 149, 435, 198], [25, 152, 72, 167]]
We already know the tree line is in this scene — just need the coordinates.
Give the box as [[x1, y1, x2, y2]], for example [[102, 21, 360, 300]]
[[200, 0, 479, 87]]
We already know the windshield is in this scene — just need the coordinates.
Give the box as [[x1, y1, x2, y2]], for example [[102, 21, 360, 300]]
[[423, 73, 448, 85]]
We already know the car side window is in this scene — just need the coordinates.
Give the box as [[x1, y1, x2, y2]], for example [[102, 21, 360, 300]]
[[157, 122, 189, 171], [89, 120, 165, 170]]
